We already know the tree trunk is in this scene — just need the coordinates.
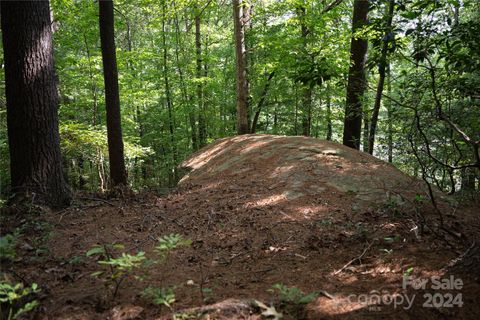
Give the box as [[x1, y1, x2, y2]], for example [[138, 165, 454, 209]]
[[162, 8, 178, 183], [363, 111, 369, 152], [302, 85, 313, 136], [368, 0, 394, 155], [195, 9, 207, 147], [251, 71, 275, 133], [298, 5, 313, 137], [386, 64, 393, 163], [83, 33, 99, 126], [1, 0, 71, 207], [173, 11, 197, 151], [342, 0, 369, 149], [233, 0, 249, 134], [326, 89, 333, 141], [98, 0, 127, 186]]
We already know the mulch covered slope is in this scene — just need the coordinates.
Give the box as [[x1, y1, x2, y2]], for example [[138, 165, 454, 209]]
[[2, 134, 479, 319]]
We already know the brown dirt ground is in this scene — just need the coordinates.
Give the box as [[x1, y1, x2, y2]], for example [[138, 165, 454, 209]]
[[1, 134, 479, 320]]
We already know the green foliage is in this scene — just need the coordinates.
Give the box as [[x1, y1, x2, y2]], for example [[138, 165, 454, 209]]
[[142, 286, 176, 309], [97, 251, 147, 272], [0, 230, 19, 261], [201, 287, 213, 303], [0, 280, 40, 320], [86, 243, 146, 300], [268, 283, 317, 306], [0, 0, 478, 198], [155, 233, 191, 252], [155, 233, 191, 260], [404, 266, 414, 276], [86, 235, 190, 302]]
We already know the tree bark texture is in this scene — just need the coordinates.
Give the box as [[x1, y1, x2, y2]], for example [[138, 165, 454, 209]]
[[1, 0, 71, 207], [99, 0, 127, 186], [343, 0, 369, 149], [233, 0, 249, 134]]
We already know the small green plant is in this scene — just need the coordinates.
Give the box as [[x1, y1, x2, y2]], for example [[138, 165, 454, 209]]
[[18, 220, 53, 261], [414, 194, 424, 203], [155, 234, 191, 260], [383, 194, 406, 217], [172, 312, 197, 320], [0, 280, 40, 320], [201, 287, 213, 303], [269, 284, 317, 306], [86, 235, 191, 303], [86, 243, 146, 301], [0, 230, 19, 260], [68, 255, 84, 265], [268, 284, 317, 318], [142, 286, 176, 309], [404, 267, 414, 276]]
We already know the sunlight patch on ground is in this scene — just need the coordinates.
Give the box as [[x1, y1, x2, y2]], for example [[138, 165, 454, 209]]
[[239, 140, 272, 153], [182, 139, 230, 170], [269, 165, 295, 179], [293, 204, 329, 220], [243, 194, 286, 208]]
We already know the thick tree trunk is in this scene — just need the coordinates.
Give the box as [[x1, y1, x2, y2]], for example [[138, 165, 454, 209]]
[[98, 0, 127, 186], [233, 0, 249, 134], [1, 0, 71, 207], [342, 0, 369, 149], [368, 0, 394, 155]]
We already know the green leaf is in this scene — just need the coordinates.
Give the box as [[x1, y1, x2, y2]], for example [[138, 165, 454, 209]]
[[86, 246, 105, 257], [91, 271, 104, 277]]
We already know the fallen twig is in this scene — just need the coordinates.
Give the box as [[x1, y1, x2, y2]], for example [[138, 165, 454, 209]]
[[77, 196, 115, 207], [333, 241, 374, 275]]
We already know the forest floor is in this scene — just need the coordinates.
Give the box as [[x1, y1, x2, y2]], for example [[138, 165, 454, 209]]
[[1, 134, 480, 319]]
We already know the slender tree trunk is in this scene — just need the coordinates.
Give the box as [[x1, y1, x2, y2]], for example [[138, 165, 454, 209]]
[[294, 85, 299, 135], [173, 11, 197, 151], [342, 0, 369, 149], [161, 8, 178, 183], [302, 84, 313, 136], [363, 111, 369, 152], [203, 33, 210, 136], [251, 71, 275, 133], [1, 0, 71, 207], [195, 9, 207, 146], [233, 0, 249, 134], [98, 0, 127, 186], [273, 94, 279, 134], [368, 0, 394, 155], [298, 5, 313, 136], [326, 89, 333, 141], [386, 64, 393, 163], [83, 33, 99, 126]]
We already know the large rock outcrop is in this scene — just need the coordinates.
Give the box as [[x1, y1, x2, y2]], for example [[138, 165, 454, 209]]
[[180, 134, 427, 211]]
